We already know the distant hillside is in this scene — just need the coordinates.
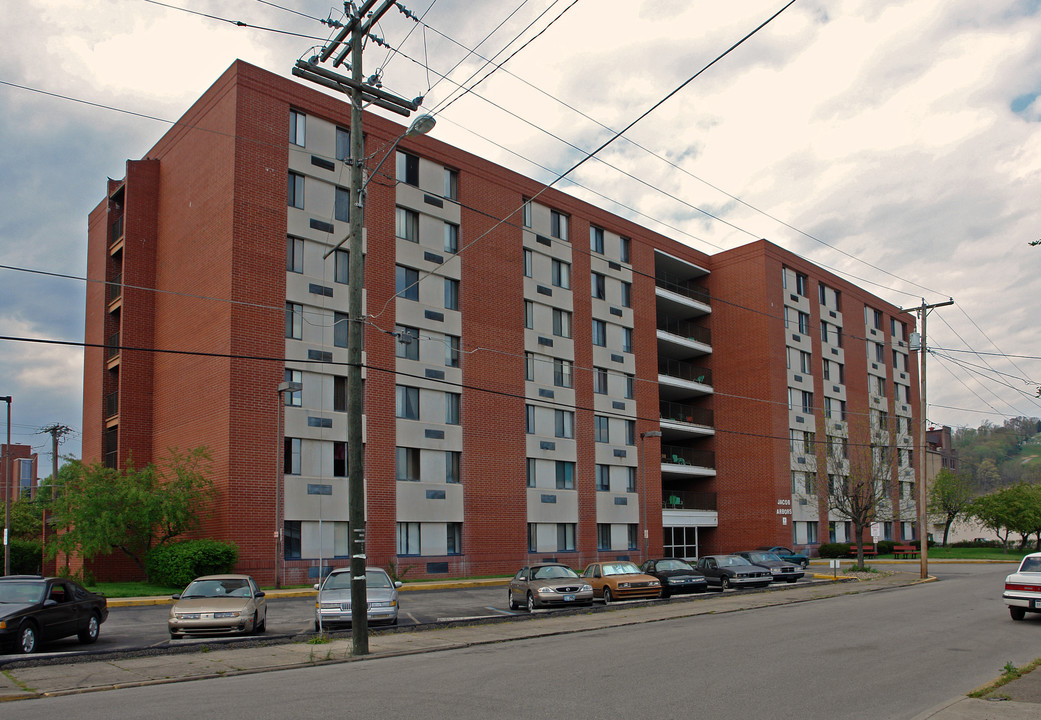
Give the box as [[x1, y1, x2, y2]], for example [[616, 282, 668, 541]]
[[953, 419, 1041, 491]]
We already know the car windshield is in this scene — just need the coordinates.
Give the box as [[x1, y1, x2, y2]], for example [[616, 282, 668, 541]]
[[1020, 557, 1041, 573], [719, 556, 752, 567], [182, 579, 251, 598], [322, 572, 393, 590], [532, 565, 578, 580], [656, 560, 692, 572], [748, 552, 779, 563], [0, 581, 45, 604], [602, 562, 641, 576]]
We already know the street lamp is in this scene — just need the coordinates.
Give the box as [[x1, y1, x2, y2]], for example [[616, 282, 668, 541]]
[[2, 395, 11, 577], [275, 381, 302, 588], [639, 430, 662, 560]]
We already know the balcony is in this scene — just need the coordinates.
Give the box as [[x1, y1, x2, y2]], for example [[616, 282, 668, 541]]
[[661, 444, 715, 477], [657, 318, 711, 359], [106, 332, 120, 362], [105, 391, 119, 419], [107, 273, 122, 305], [662, 490, 716, 511], [659, 400, 714, 440], [108, 215, 124, 247], [655, 272, 711, 319], [658, 359, 712, 400]]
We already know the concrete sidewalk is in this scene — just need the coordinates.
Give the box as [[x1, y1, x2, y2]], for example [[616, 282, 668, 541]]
[[0, 569, 1037, 719]]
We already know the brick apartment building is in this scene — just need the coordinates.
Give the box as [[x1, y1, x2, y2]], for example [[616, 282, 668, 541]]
[[1, 444, 38, 503], [82, 61, 920, 583]]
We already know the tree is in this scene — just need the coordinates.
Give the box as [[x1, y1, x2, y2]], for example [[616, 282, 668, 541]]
[[47, 447, 215, 579], [927, 468, 974, 546], [818, 423, 898, 569], [969, 484, 1041, 552]]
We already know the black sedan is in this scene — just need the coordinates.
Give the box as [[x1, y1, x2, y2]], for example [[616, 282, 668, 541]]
[[736, 551, 805, 583], [695, 555, 772, 590], [0, 575, 109, 654], [640, 558, 709, 596]]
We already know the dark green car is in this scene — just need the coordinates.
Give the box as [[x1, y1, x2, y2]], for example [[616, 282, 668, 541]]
[[757, 546, 810, 568]]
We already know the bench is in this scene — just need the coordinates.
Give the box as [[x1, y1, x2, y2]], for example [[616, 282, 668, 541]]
[[893, 544, 920, 559], [847, 546, 878, 558]]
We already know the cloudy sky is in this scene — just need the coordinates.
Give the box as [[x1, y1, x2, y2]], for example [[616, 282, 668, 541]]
[[1, 0, 1039, 467]]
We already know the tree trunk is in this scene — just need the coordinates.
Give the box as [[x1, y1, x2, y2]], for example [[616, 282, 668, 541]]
[[942, 518, 953, 546]]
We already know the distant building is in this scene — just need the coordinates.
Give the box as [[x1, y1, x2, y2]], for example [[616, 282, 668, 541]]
[[81, 61, 921, 583], [1, 444, 38, 501]]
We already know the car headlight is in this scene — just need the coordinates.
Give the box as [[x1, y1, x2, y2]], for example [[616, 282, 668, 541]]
[[649, 580, 660, 586], [618, 582, 631, 588], [580, 584, 592, 592], [536, 585, 554, 594], [214, 611, 240, 618], [770, 568, 782, 574], [176, 613, 201, 620]]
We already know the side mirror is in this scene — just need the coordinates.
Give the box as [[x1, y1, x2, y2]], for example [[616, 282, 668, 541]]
[[255, 591, 265, 598], [394, 581, 403, 589], [171, 594, 181, 600], [313, 583, 320, 591]]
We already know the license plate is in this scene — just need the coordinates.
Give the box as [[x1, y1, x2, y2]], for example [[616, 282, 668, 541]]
[[563, 594, 575, 602], [1033, 600, 1040, 610]]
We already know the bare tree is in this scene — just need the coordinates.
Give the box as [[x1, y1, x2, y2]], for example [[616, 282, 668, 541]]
[[817, 420, 899, 569]]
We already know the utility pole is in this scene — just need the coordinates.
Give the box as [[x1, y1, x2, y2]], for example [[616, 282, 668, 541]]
[[39, 423, 72, 573], [2, 395, 11, 576], [294, 0, 426, 657], [905, 297, 954, 580]]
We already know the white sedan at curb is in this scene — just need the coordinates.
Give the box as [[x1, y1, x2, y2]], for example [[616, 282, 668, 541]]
[[1003, 552, 1041, 621]]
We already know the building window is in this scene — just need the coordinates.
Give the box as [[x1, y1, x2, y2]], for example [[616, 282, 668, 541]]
[[624, 374, 634, 399], [444, 222, 459, 253], [395, 447, 420, 481], [550, 210, 569, 241], [397, 522, 421, 555], [795, 272, 808, 297], [595, 464, 610, 491], [333, 441, 347, 477], [446, 451, 461, 484], [800, 351, 812, 374], [334, 376, 347, 413], [445, 392, 460, 425], [625, 419, 635, 446], [875, 342, 885, 363], [522, 198, 532, 228], [396, 150, 419, 187], [334, 312, 348, 348], [442, 167, 459, 199], [284, 521, 301, 559], [621, 281, 632, 308], [597, 524, 611, 550], [287, 236, 303, 273], [593, 367, 608, 395], [554, 409, 574, 438], [285, 303, 303, 339], [551, 259, 571, 289], [525, 352, 535, 381], [444, 278, 460, 311], [526, 458, 536, 488], [523, 248, 533, 277], [396, 265, 419, 300], [592, 319, 607, 347], [284, 369, 302, 406], [396, 385, 419, 420], [284, 437, 301, 475], [626, 467, 636, 493], [622, 327, 633, 353], [524, 300, 534, 329], [591, 272, 606, 300], [527, 523, 537, 552], [552, 308, 572, 338], [620, 236, 631, 263], [526, 405, 536, 434], [445, 334, 461, 368], [553, 358, 573, 388], [447, 522, 462, 554], [335, 186, 350, 222], [333, 249, 349, 284], [557, 523, 576, 551], [798, 311, 811, 335], [289, 109, 305, 146], [396, 207, 419, 242], [594, 415, 610, 443], [555, 461, 575, 490], [628, 524, 638, 550], [801, 391, 814, 415], [395, 325, 419, 360], [590, 226, 604, 254], [335, 126, 350, 161], [288, 172, 304, 209]]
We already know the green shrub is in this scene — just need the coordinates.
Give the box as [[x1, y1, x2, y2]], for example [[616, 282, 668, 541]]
[[10, 538, 42, 575], [817, 542, 851, 558], [876, 540, 896, 555], [147, 539, 238, 588]]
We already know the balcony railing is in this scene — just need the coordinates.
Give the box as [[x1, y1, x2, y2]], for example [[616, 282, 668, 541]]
[[662, 444, 715, 469], [109, 215, 124, 246], [106, 332, 120, 360], [658, 359, 712, 386], [658, 317, 711, 345], [107, 273, 122, 304], [659, 400, 713, 427], [655, 271, 709, 304], [662, 490, 717, 511], [105, 391, 119, 419]]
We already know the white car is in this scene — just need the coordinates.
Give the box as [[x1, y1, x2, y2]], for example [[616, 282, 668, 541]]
[[1003, 553, 1041, 620]]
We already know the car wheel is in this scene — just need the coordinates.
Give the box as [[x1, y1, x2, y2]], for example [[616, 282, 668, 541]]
[[170, 632, 183, 640], [314, 620, 321, 632], [508, 588, 518, 610], [78, 612, 101, 644], [17, 623, 38, 654], [1010, 606, 1027, 621], [526, 592, 536, 613], [255, 610, 266, 633], [603, 588, 613, 605], [801, 559, 809, 568], [720, 576, 731, 591], [787, 577, 798, 584]]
